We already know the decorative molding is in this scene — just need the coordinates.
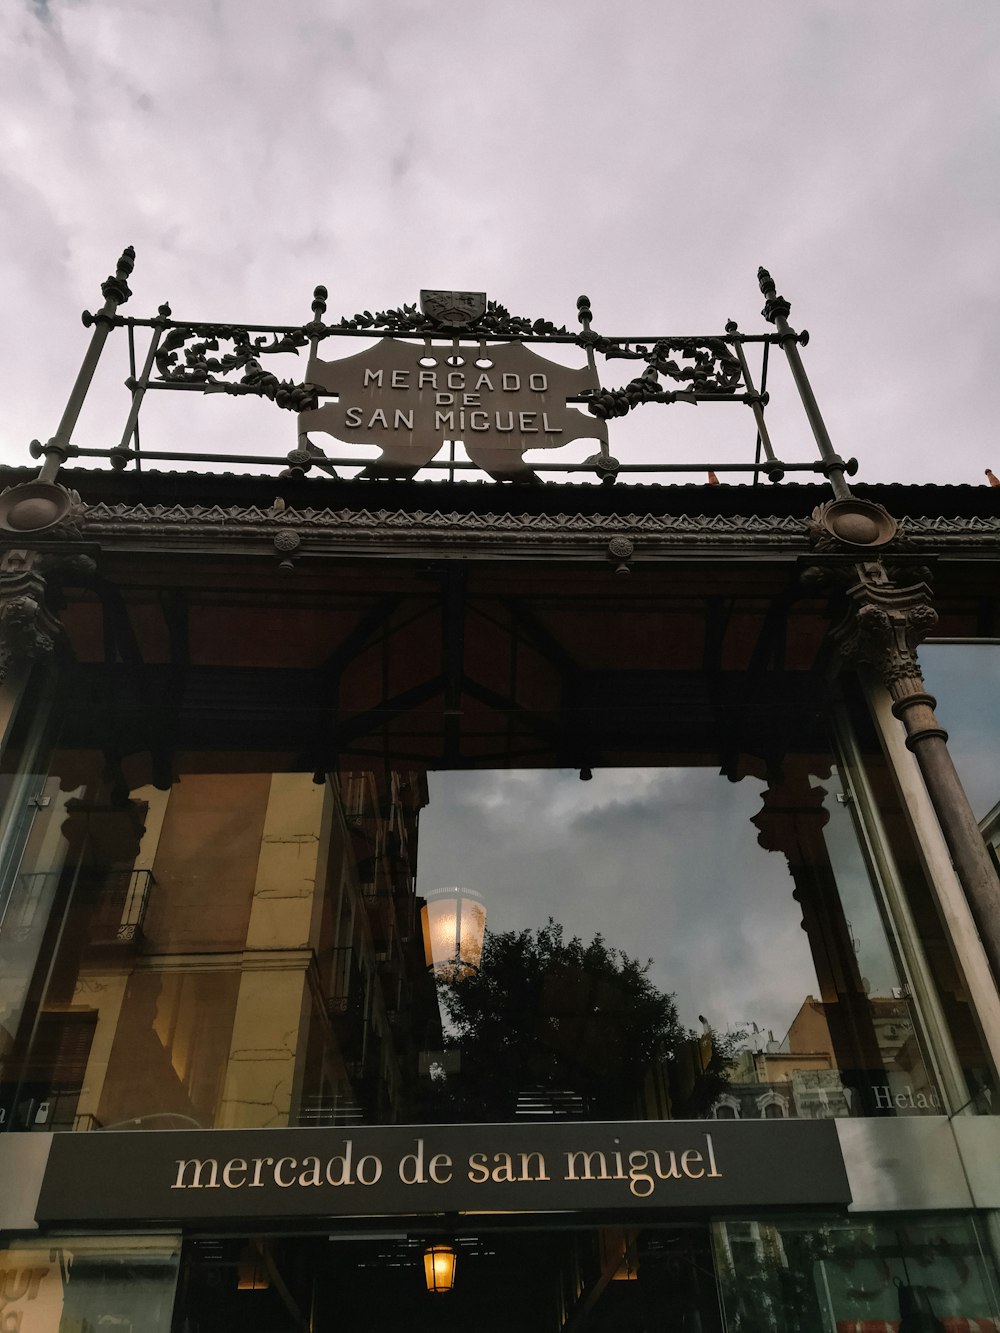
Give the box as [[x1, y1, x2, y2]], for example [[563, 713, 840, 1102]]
[[273, 528, 302, 571], [57, 502, 1000, 552], [273, 530, 302, 553], [902, 513, 1000, 536], [807, 498, 900, 552], [0, 549, 62, 681], [825, 560, 938, 701], [0, 482, 86, 539], [606, 535, 635, 575], [1, 496, 994, 562], [75, 502, 814, 548]]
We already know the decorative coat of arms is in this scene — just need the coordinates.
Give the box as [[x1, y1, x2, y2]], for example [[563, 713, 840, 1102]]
[[419, 290, 488, 328]]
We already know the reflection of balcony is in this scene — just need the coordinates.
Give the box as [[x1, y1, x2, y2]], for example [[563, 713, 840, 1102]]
[[362, 884, 398, 950], [326, 946, 361, 1017], [326, 946, 366, 1063], [87, 869, 154, 945], [0, 868, 153, 945]]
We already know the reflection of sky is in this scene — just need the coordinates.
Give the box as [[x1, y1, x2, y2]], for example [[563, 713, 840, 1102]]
[[812, 775, 901, 998], [416, 768, 826, 1040], [921, 645, 1000, 824]]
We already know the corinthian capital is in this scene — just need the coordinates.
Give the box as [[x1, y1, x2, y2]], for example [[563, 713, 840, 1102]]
[[829, 560, 938, 700], [0, 548, 62, 682]]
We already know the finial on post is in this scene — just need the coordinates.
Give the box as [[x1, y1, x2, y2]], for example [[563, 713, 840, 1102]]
[[757, 267, 791, 326], [36, 246, 138, 485], [100, 246, 136, 307]]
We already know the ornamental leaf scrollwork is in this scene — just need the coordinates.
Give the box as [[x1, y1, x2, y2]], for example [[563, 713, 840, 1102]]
[[334, 300, 569, 338], [150, 302, 574, 409], [154, 324, 321, 412], [145, 298, 750, 425], [586, 337, 743, 420]]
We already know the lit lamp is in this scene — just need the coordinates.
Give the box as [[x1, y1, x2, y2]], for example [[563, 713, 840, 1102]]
[[421, 886, 486, 977], [237, 1242, 270, 1291], [423, 1243, 457, 1293]]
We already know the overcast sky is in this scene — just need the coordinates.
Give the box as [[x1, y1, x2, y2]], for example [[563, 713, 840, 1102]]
[[3, 1, 1000, 486], [417, 767, 901, 1041]]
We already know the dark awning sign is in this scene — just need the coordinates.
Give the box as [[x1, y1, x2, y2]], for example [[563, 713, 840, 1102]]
[[36, 1119, 850, 1224]]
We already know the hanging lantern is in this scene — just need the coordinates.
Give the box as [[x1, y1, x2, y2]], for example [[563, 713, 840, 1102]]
[[423, 1243, 457, 1293], [420, 886, 486, 977]]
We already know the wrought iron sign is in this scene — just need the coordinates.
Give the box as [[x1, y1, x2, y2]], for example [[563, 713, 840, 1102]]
[[299, 333, 607, 481], [5, 249, 867, 530]]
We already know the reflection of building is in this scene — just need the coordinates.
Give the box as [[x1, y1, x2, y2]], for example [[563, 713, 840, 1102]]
[[715, 994, 940, 1121], [0, 768, 433, 1134], [1, 260, 1000, 1329]]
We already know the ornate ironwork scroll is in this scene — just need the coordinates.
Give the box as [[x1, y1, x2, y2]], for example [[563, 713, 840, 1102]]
[[20, 249, 857, 489], [586, 337, 743, 420], [147, 298, 571, 415], [154, 325, 320, 412], [144, 305, 749, 464], [333, 298, 569, 338]]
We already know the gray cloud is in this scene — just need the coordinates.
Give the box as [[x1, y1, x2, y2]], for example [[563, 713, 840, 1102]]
[[2, 1, 998, 483], [415, 767, 886, 1042]]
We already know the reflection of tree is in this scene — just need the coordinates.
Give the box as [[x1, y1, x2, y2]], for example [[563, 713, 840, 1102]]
[[716, 1224, 958, 1333], [434, 920, 735, 1121]]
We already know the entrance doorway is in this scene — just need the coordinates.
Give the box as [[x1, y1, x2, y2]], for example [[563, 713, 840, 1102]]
[[173, 1225, 724, 1332]]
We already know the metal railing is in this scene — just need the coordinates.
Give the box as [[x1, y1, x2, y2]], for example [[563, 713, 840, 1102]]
[[88, 869, 154, 943], [326, 945, 363, 1020], [0, 867, 153, 944], [22, 251, 857, 499]]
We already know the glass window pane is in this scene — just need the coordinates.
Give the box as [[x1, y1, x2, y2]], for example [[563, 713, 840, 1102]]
[[0, 737, 944, 1131], [0, 1234, 179, 1332], [714, 1213, 1000, 1332]]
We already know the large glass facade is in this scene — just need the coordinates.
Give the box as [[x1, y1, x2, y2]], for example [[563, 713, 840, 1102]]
[[3, 621, 998, 1333], [0, 704, 957, 1135], [1, 1216, 982, 1333]]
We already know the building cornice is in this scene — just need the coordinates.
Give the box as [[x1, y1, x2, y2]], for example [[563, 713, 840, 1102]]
[[65, 501, 999, 559], [81, 501, 813, 547]]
